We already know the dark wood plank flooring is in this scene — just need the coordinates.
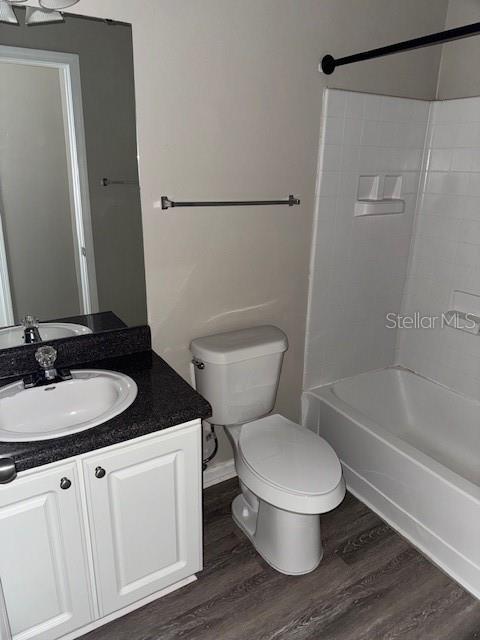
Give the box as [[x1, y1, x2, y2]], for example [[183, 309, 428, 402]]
[[85, 478, 480, 640]]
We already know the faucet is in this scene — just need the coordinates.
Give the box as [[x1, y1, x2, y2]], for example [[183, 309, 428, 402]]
[[23, 346, 72, 389], [36, 345, 59, 381], [22, 315, 42, 344]]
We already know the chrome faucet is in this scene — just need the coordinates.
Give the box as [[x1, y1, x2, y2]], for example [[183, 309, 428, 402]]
[[23, 346, 72, 389], [35, 346, 58, 381], [22, 315, 41, 344]]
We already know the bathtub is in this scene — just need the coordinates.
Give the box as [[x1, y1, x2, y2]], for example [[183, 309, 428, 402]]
[[302, 366, 480, 598]]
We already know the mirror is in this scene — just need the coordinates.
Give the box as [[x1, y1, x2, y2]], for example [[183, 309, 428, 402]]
[[0, 8, 147, 347]]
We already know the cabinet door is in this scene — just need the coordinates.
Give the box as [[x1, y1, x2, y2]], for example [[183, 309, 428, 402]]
[[84, 423, 202, 616], [0, 463, 93, 640]]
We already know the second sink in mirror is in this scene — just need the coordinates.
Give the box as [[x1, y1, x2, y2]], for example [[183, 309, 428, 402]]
[[0, 322, 92, 349]]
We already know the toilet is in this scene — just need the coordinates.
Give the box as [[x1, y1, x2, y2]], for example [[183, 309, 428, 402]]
[[190, 325, 345, 575]]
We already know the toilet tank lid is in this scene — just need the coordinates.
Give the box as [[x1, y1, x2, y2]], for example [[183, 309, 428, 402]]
[[190, 325, 288, 365]]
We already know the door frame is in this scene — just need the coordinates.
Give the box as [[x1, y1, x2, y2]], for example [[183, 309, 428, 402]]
[[0, 45, 99, 316], [0, 210, 14, 327]]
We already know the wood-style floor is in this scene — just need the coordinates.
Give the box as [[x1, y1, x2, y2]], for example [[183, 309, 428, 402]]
[[85, 478, 480, 640]]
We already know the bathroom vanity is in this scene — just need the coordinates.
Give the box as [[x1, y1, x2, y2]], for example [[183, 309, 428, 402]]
[[0, 327, 211, 640]]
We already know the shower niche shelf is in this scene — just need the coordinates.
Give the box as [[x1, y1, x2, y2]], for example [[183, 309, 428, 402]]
[[445, 290, 480, 335], [354, 175, 405, 217]]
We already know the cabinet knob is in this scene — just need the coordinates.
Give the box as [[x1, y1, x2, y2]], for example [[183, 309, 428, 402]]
[[60, 477, 72, 490], [95, 466, 106, 479]]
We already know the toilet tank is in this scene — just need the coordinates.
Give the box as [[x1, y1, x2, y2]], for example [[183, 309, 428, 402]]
[[190, 326, 288, 426]]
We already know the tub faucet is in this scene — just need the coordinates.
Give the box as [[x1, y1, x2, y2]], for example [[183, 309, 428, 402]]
[[22, 315, 41, 344]]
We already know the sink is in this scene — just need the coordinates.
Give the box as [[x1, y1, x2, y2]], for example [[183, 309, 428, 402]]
[[0, 370, 138, 442], [0, 322, 93, 349]]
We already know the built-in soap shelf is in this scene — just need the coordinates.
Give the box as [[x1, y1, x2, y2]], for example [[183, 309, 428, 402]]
[[445, 290, 480, 335], [354, 175, 405, 217]]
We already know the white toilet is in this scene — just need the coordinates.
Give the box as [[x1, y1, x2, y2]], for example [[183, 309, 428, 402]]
[[190, 325, 345, 575]]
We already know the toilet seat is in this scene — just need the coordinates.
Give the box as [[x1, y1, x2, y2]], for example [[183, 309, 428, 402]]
[[236, 414, 345, 514]]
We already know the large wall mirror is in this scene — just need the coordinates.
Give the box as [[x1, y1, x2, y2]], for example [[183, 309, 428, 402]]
[[0, 7, 147, 348]]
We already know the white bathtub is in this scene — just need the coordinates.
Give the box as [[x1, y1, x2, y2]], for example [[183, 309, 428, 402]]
[[302, 366, 480, 598]]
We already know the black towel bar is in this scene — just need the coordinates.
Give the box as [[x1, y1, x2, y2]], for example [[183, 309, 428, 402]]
[[161, 195, 300, 210]]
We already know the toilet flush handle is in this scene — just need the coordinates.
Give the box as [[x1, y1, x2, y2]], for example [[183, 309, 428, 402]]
[[192, 358, 205, 370]]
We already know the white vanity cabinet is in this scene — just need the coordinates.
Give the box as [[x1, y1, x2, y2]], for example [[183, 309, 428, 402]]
[[0, 463, 92, 640], [0, 419, 202, 640], [83, 423, 202, 617]]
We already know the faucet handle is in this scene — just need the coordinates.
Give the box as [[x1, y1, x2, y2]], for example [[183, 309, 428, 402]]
[[35, 346, 57, 370], [22, 315, 39, 328]]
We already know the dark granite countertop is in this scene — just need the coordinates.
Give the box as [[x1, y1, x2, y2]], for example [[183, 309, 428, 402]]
[[0, 350, 211, 473], [50, 311, 127, 333]]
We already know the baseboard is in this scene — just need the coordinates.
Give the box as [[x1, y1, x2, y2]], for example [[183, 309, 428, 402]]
[[203, 458, 237, 488]]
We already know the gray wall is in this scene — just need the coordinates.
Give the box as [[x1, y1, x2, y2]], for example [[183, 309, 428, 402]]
[[0, 62, 81, 321], [71, 0, 449, 466], [0, 9, 147, 326], [437, 0, 480, 99]]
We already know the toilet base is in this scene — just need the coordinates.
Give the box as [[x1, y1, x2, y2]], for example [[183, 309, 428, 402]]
[[232, 493, 323, 575]]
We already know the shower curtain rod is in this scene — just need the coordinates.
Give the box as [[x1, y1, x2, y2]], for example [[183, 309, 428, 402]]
[[321, 21, 480, 75]]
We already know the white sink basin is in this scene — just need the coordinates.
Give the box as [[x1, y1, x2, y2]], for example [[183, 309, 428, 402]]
[[0, 322, 92, 349], [0, 370, 138, 442]]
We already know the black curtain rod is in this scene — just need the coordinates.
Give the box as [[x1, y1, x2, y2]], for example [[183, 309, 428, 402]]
[[321, 21, 480, 75]]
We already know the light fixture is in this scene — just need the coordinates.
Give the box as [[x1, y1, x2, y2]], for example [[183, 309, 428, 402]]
[[0, 0, 18, 24], [0, 0, 80, 25], [25, 6, 64, 24], [39, 0, 79, 8]]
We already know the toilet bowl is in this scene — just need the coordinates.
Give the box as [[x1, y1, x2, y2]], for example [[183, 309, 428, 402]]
[[226, 414, 345, 574], [190, 325, 345, 575]]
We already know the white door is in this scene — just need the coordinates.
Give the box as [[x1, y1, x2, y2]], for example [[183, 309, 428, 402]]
[[0, 463, 93, 640], [84, 424, 202, 617]]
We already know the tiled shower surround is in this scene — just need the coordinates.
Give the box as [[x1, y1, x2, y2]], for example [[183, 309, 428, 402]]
[[305, 89, 480, 401], [304, 89, 429, 388], [398, 97, 480, 400]]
